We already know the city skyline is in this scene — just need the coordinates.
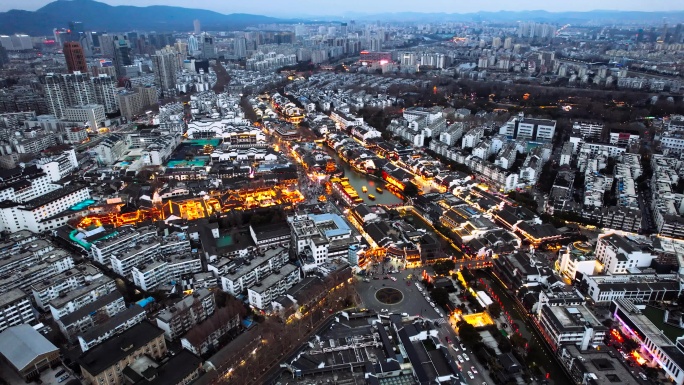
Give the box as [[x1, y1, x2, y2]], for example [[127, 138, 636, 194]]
[[1, 0, 683, 17]]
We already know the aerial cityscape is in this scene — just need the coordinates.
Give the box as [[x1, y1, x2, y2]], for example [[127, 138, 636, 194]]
[[0, 1, 684, 385]]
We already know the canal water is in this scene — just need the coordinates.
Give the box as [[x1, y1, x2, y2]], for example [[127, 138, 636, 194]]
[[323, 146, 403, 206]]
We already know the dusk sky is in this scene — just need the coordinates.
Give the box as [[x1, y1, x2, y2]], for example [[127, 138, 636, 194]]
[[0, 0, 682, 16]]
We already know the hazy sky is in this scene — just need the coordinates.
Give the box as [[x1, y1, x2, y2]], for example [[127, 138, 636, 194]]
[[1, 0, 681, 16]]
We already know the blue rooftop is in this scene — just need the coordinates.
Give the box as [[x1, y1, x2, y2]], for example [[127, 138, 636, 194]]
[[308, 213, 351, 238]]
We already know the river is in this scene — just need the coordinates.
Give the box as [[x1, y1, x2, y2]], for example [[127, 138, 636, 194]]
[[322, 145, 403, 206]]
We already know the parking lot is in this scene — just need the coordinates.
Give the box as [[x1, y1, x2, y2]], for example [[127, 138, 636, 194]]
[[0, 362, 79, 385]]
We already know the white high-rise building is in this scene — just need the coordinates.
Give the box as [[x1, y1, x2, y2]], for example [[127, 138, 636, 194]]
[[187, 35, 199, 55], [234, 37, 247, 59]]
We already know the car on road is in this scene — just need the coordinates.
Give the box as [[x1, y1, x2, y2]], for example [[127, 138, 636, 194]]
[[58, 374, 70, 383], [381, 309, 388, 313], [429, 302, 435, 307], [467, 371, 474, 379], [390, 277, 397, 282], [463, 353, 470, 361], [436, 310, 443, 317], [460, 343, 467, 351], [450, 343, 460, 352], [471, 366, 478, 374]]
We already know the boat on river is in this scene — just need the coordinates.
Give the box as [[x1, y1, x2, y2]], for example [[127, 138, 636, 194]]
[[368, 194, 376, 200], [362, 186, 368, 193], [376, 187, 383, 193]]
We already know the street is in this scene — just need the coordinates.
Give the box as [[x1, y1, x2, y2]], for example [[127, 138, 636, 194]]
[[354, 264, 494, 385]]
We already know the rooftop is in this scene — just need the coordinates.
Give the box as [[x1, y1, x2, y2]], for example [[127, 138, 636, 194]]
[[0, 324, 58, 371], [78, 321, 164, 375], [249, 264, 299, 294], [21, 184, 87, 211]]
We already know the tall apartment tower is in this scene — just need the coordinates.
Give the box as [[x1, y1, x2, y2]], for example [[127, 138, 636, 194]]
[[63, 41, 88, 73], [91, 74, 119, 113], [234, 37, 247, 59], [42, 72, 117, 118], [99, 33, 114, 57], [200, 33, 216, 59], [112, 35, 132, 79], [193, 19, 201, 34], [151, 50, 177, 99]]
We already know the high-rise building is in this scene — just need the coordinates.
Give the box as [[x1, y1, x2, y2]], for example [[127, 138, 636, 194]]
[[504, 37, 513, 49], [0, 46, 7, 69], [42, 72, 118, 118], [112, 35, 132, 79], [126, 31, 138, 47], [0, 34, 32, 51], [672, 23, 683, 43], [67, 21, 84, 42], [98, 33, 114, 57], [91, 74, 119, 113], [201, 33, 216, 59], [234, 37, 247, 59], [294, 24, 307, 37], [151, 50, 177, 99], [63, 42, 88, 73], [193, 19, 201, 34], [187, 35, 199, 55], [340, 23, 348, 36]]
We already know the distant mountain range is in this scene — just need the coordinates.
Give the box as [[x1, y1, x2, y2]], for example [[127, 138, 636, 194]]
[[0, 0, 284, 35], [1, 0, 683, 36], [314, 10, 684, 24]]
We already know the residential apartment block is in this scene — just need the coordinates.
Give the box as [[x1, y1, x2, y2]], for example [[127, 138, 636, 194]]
[[155, 289, 215, 340], [0, 289, 35, 333]]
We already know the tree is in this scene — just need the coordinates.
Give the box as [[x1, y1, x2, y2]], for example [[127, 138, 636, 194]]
[[488, 303, 502, 318], [433, 260, 456, 275], [457, 320, 482, 346], [461, 267, 475, 285], [403, 182, 419, 198], [510, 333, 527, 349], [431, 288, 450, 309]]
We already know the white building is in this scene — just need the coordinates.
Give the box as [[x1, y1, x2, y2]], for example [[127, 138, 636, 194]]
[[47, 274, 117, 321], [499, 114, 556, 142], [0, 289, 35, 333], [0, 185, 90, 233], [31, 264, 104, 312], [35, 148, 78, 182], [214, 246, 289, 295], [247, 264, 301, 310], [462, 127, 484, 149], [132, 256, 202, 292], [537, 304, 607, 351], [595, 233, 654, 274], [63, 104, 106, 129], [557, 245, 600, 282]]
